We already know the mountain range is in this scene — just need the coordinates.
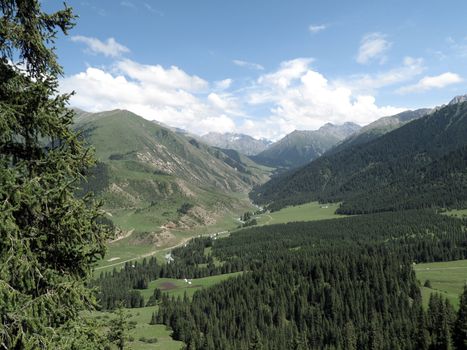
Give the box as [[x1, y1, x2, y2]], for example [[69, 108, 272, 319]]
[[200, 132, 272, 156], [251, 122, 361, 169], [251, 96, 467, 213]]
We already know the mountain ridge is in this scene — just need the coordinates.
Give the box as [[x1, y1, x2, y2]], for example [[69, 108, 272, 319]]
[[251, 122, 361, 169], [251, 100, 467, 212]]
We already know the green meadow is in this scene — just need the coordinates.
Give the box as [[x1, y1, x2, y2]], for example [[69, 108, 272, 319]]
[[415, 259, 467, 309], [256, 201, 346, 226], [141, 272, 243, 301]]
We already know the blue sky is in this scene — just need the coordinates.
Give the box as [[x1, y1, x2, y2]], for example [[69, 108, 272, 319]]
[[47, 0, 467, 139]]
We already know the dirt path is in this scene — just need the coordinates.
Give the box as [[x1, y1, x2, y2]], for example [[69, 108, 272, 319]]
[[94, 235, 193, 271], [109, 228, 134, 243]]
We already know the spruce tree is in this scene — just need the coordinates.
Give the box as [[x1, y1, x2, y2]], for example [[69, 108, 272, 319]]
[[454, 285, 467, 349], [0, 0, 111, 348]]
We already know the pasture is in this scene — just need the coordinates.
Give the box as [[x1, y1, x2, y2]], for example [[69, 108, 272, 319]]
[[415, 259, 467, 309]]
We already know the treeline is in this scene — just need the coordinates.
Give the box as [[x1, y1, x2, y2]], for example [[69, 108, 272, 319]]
[[94, 257, 160, 309], [154, 210, 467, 349]]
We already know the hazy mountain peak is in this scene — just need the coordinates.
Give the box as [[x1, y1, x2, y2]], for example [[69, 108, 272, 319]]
[[449, 94, 467, 105], [200, 132, 272, 156]]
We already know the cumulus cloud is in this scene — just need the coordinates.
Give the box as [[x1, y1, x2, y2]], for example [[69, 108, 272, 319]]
[[116, 59, 208, 91], [233, 59, 264, 70], [396, 72, 463, 94], [71, 36, 130, 58], [60, 61, 233, 134], [356, 32, 391, 64], [244, 58, 405, 139], [61, 55, 405, 140], [309, 24, 327, 33]]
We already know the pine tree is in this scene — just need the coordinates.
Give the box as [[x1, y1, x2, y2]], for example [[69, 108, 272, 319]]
[[344, 320, 357, 350], [0, 1, 112, 348], [414, 304, 429, 350], [108, 306, 134, 350], [249, 329, 264, 350], [454, 285, 467, 349]]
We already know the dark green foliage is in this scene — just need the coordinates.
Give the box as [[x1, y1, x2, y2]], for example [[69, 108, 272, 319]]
[[251, 102, 467, 213], [77, 161, 110, 196], [107, 306, 135, 350], [0, 1, 111, 348], [154, 210, 467, 349], [95, 257, 158, 310], [178, 202, 194, 214], [427, 293, 455, 349], [454, 285, 467, 349], [146, 288, 162, 306]]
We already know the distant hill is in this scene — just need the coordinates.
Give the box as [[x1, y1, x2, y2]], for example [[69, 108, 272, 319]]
[[74, 109, 271, 231], [251, 100, 467, 213], [200, 132, 272, 156], [251, 122, 360, 169], [329, 108, 431, 154]]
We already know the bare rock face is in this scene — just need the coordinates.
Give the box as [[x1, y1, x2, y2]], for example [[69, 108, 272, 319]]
[[449, 94, 467, 105]]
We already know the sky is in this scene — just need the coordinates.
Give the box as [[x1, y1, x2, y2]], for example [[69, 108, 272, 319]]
[[45, 0, 467, 140]]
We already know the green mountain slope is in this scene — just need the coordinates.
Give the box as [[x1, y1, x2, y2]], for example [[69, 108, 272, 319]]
[[252, 122, 360, 169], [328, 108, 431, 155], [75, 109, 271, 232], [251, 101, 467, 212]]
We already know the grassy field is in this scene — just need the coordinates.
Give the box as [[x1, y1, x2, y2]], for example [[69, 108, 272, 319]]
[[255, 201, 346, 226], [415, 259, 467, 309], [91, 271, 242, 349], [91, 306, 183, 350], [140, 272, 243, 301], [443, 208, 467, 218]]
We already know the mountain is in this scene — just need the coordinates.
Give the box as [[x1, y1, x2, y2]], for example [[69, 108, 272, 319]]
[[251, 100, 467, 213], [200, 132, 272, 156], [74, 109, 271, 232], [449, 94, 467, 105], [329, 109, 431, 154], [251, 122, 360, 169]]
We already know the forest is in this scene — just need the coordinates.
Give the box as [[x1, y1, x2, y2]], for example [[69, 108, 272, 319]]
[[95, 210, 467, 349]]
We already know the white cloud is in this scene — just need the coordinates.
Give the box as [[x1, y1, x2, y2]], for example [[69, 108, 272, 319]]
[[215, 78, 232, 90], [120, 1, 135, 9], [356, 32, 391, 64], [309, 24, 326, 34], [396, 72, 463, 94], [71, 36, 130, 58], [244, 58, 405, 140], [257, 58, 313, 90], [61, 55, 405, 141], [116, 59, 208, 91], [60, 61, 232, 134], [233, 59, 264, 70], [338, 57, 425, 93], [198, 115, 236, 134]]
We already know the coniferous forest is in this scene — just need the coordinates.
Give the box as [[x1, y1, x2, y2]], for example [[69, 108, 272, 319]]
[[93, 210, 467, 349]]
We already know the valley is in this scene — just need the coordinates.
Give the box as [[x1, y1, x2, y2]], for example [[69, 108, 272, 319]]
[[5, 2, 467, 349], [85, 101, 467, 350]]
